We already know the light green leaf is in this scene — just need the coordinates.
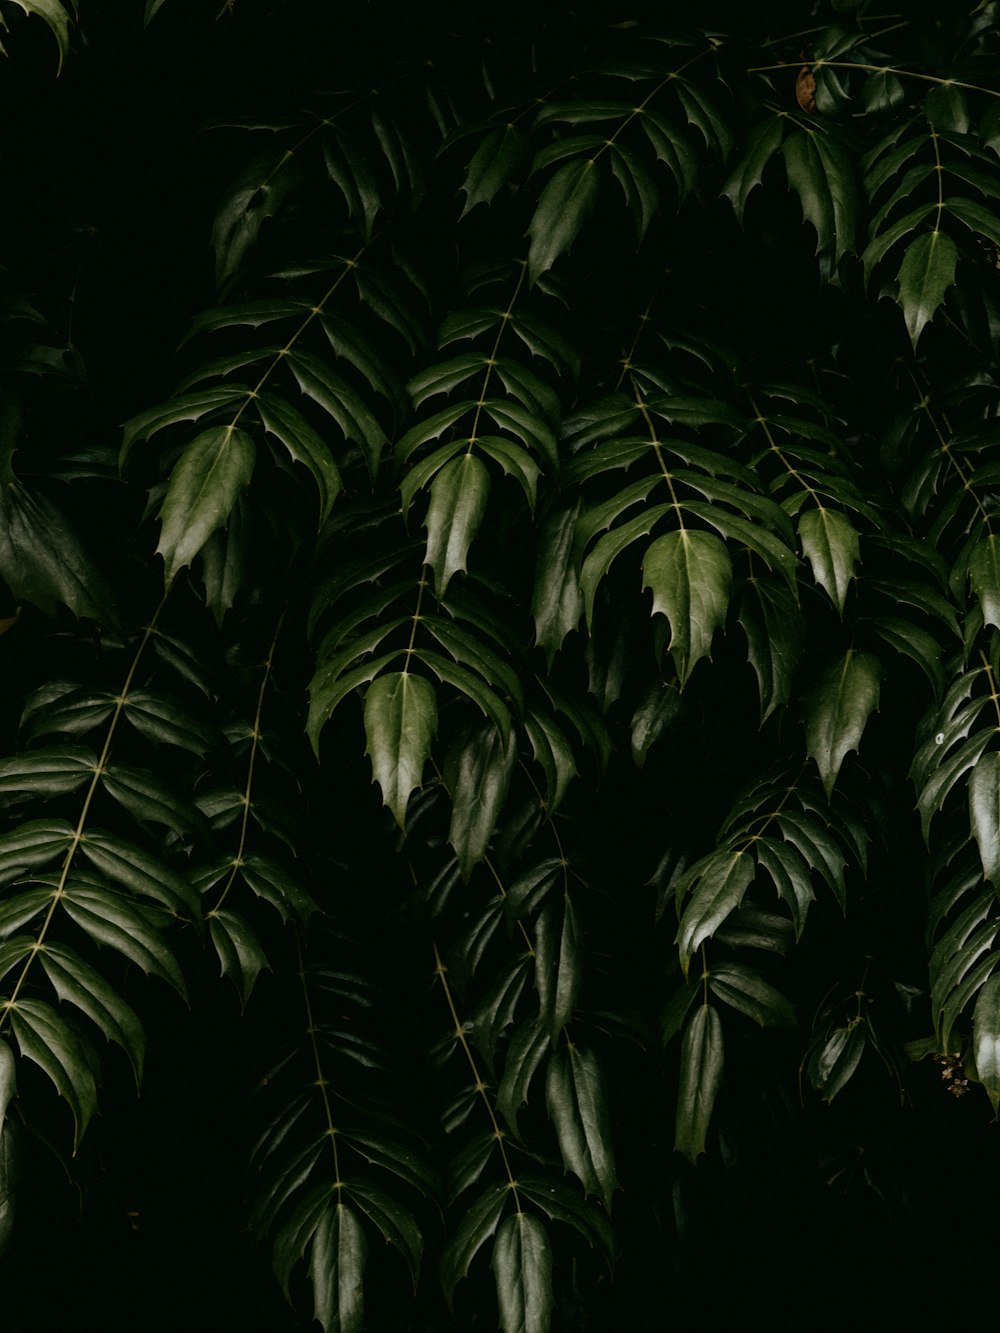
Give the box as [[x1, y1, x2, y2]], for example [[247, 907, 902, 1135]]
[[363, 672, 437, 828], [157, 426, 255, 585], [973, 971, 1000, 1114], [675, 850, 754, 975], [897, 230, 958, 347], [642, 529, 731, 687], [39, 943, 145, 1082], [310, 1201, 367, 1333], [447, 721, 517, 879], [8, 0, 71, 71], [527, 159, 600, 283], [969, 535, 1000, 630], [492, 1212, 553, 1333], [545, 1042, 618, 1210], [798, 507, 860, 613], [424, 453, 490, 597], [969, 752, 1000, 887], [8, 998, 97, 1149], [674, 1003, 723, 1162], [804, 650, 881, 796]]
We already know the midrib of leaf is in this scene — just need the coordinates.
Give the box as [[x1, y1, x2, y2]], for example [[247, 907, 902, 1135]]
[[210, 613, 284, 914], [903, 365, 992, 535], [224, 249, 367, 435], [433, 939, 523, 1208], [631, 375, 686, 529], [298, 930, 344, 1191], [0, 593, 171, 1026]]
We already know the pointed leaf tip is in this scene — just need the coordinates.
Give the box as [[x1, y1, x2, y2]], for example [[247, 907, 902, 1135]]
[[363, 672, 437, 828], [804, 650, 881, 796]]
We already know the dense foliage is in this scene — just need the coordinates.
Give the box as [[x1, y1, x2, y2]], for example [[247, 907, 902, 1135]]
[[3, 0, 1000, 1327]]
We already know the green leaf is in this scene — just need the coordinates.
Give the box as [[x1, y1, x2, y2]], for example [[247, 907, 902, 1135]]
[[208, 908, 268, 1006], [675, 850, 754, 976], [969, 752, 1000, 887], [212, 147, 300, 288], [798, 507, 860, 613], [441, 1181, 510, 1307], [39, 943, 145, 1082], [447, 721, 517, 878], [524, 710, 577, 813], [79, 831, 200, 915], [461, 124, 528, 215], [492, 1212, 553, 1333], [806, 1023, 865, 1102], [256, 393, 342, 526], [8, 998, 97, 1149], [674, 1003, 723, 1163], [344, 1178, 423, 1284], [803, 650, 881, 796], [897, 230, 958, 347], [8, 0, 71, 71], [156, 426, 255, 585], [424, 453, 490, 597], [0, 746, 95, 796], [630, 679, 682, 767], [287, 350, 387, 482], [123, 690, 218, 757], [526, 159, 600, 283], [641, 530, 731, 687], [782, 128, 857, 268], [707, 962, 795, 1028], [534, 897, 581, 1040], [721, 116, 786, 221], [969, 535, 1000, 630], [0, 820, 74, 884], [240, 854, 318, 922], [972, 971, 1000, 1114], [0, 1041, 15, 1136], [310, 1201, 367, 1333], [61, 883, 187, 995], [497, 1018, 550, 1137], [363, 672, 437, 828], [738, 578, 804, 723], [545, 1043, 618, 1211], [101, 764, 208, 842]]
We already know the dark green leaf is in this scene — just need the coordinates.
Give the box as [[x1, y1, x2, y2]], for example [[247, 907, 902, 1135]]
[[363, 672, 437, 828], [674, 1003, 723, 1162], [492, 1211, 553, 1333], [803, 650, 881, 796], [642, 529, 731, 687], [157, 426, 255, 585], [527, 159, 600, 283]]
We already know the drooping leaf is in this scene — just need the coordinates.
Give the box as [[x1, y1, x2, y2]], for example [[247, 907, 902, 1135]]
[[461, 124, 529, 215], [38, 943, 145, 1082], [363, 672, 437, 827], [897, 229, 958, 347], [441, 1181, 511, 1308], [534, 896, 581, 1040], [674, 1003, 723, 1163], [526, 159, 599, 283], [156, 426, 255, 585], [491, 1211, 553, 1333], [545, 1043, 618, 1211], [208, 908, 269, 1006], [798, 507, 860, 613], [973, 972, 1000, 1114], [675, 850, 754, 975], [804, 650, 881, 796], [641, 529, 731, 686], [423, 453, 490, 597], [310, 1201, 367, 1333], [969, 535, 1000, 630], [969, 752, 1000, 887], [447, 721, 517, 878], [8, 998, 97, 1149]]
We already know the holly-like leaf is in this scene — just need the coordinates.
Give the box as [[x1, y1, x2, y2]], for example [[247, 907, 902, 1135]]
[[491, 1211, 553, 1333], [642, 529, 731, 687], [969, 535, 1000, 630], [897, 230, 958, 347], [363, 672, 437, 827], [804, 650, 881, 796], [447, 720, 517, 878], [545, 1042, 618, 1210], [8, 998, 97, 1149], [674, 1003, 723, 1162], [798, 507, 859, 613], [675, 850, 754, 975], [969, 752, 1000, 887], [461, 124, 529, 215], [423, 453, 490, 597], [310, 1201, 367, 1333], [441, 1181, 510, 1308], [973, 971, 1000, 1114], [157, 426, 255, 585]]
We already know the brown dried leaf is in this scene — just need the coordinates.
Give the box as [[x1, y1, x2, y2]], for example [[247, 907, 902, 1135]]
[[795, 67, 817, 114]]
